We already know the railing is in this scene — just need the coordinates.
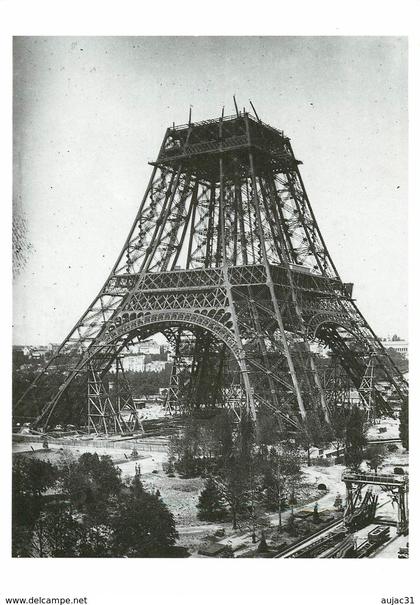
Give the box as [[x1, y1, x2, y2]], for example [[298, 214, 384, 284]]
[[159, 134, 249, 161], [142, 267, 224, 290], [106, 264, 342, 292], [342, 472, 408, 486], [172, 113, 240, 131], [171, 113, 286, 137], [12, 433, 169, 452]]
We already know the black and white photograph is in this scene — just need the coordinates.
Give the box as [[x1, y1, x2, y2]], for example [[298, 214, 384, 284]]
[[1, 6, 418, 604], [11, 34, 409, 559]]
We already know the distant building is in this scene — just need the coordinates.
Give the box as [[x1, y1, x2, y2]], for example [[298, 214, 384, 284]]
[[145, 360, 167, 372], [381, 338, 408, 358], [109, 344, 170, 373], [48, 343, 61, 354], [121, 355, 146, 372], [14, 345, 31, 357], [31, 349, 47, 359], [13, 345, 50, 360], [309, 342, 328, 357], [132, 339, 161, 355]]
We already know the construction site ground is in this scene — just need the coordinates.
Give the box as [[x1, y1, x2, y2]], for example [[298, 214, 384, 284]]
[[12, 440, 342, 555], [12, 416, 407, 558], [366, 416, 400, 440]]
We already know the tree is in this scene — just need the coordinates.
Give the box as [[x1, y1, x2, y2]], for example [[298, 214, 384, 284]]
[[111, 476, 178, 557], [329, 406, 348, 460], [296, 410, 332, 466], [13, 457, 58, 498], [130, 465, 144, 497], [12, 523, 34, 558], [261, 444, 302, 531], [13, 461, 82, 558], [364, 444, 385, 474], [237, 413, 255, 461], [123, 367, 172, 398], [197, 477, 227, 521], [214, 414, 259, 530], [296, 425, 312, 467], [12, 452, 181, 558], [286, 513, 297, 536], [168, 410, 236, 477], [205, 417, 249, 529], [168, 417, 206, 477], [12, 458, 59, 556], [60, 453, 122, 523], [13, 366, 87, 427], [244, 499, 270, 544], [32, 503, 82, 557], [256, 411, 285, 445], [257, 531, 269, 553], [261, 461, 281, 512], [77, 525, 113, 557], [215, 459, 249, 529], [343, 407, 367, 470], [165, 457, 176, 476]]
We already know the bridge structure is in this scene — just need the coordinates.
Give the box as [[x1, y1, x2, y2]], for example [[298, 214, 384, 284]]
[[15, 105, 408, 435], [342, 471, 408, 535]]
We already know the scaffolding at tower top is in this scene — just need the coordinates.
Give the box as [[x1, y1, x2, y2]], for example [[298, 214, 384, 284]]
[[152, 112, 300, 182]]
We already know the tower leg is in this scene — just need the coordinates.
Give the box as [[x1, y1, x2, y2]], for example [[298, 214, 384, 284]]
[[219, 152, 256, 421], [248, 146, 307, 421], [87, 361, 129, 435], [114, 357, 143, 433], [164, 329, 184, 415]]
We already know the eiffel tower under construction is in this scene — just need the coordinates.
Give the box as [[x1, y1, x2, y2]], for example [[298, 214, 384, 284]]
[[15, 103, 408, 435]]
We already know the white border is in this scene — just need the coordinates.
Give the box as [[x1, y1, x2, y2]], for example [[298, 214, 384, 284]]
[[1, 2, 419, 604]]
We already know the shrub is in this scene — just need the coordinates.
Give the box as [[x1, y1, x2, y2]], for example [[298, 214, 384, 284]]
[[334, 494, 344, 511], [197, 477, 227, 522], [286, 514, 298, 536], [111, 489, 178, 557], [257, 532, 269, 553], [164, 458, 176, 476]]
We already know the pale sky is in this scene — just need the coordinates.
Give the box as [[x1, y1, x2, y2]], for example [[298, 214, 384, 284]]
[[13, 36, 407, 345]]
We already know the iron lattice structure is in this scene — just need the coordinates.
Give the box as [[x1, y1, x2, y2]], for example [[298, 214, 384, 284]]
[[16, 110, 408, 434], [87, 356, 142, 435]]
